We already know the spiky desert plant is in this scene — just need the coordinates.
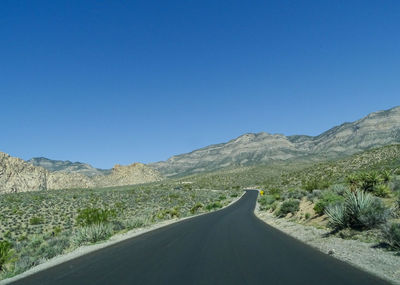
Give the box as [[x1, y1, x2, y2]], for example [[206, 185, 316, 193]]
[[325, 204, 347, 230], [346, 174, 360, 191], [359, 171, 382, 192], [345, 190, 388, 229], [380, 169, 392, 183], [72, 223, 113, 246], [373, 184, 391, 198]]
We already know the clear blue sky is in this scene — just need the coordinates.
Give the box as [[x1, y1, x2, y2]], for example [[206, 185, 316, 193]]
[[1, 1, 399, 168]]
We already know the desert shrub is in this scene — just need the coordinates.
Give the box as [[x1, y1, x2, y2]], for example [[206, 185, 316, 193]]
[[124, 217, 146, 229], [76, 208, 116, 226], [380, 169, 392, 183], [29, 216, 44, 225], [383, 223, 400, 250], [206, 201, 222, 211], [314, 191, 344, 216], [347, 171, 382, 192], [285, 189, 307, 200], [302, 177, 331, 192], [37, 236, 70, 260], [0, 241, 14, 271], [154, 207, 180, 220], [263, 188, 282, 200], [389, 175, 400, 192], [275, 199, 300, 217], [270, 201, 279, 212], [111, 220, 125, 232], [72, 223, 113, 246], [329, 184, 347, 196], [190, 203, 203, 214], [259, 195, 277, 211], [326, 190, 389, 230], [373, 184, 391, 197]]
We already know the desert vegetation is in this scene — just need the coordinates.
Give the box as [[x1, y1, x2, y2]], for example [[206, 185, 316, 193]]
[[0, 184, 240, 279], [257, 144, 400, 251]]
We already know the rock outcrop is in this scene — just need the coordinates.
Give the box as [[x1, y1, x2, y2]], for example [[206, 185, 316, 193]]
[[0, 152, 47, 193], [0, 153, 163, 194], [94, 163, 163, 187]]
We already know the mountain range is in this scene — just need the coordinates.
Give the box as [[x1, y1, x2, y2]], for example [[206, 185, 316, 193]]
[[1, 105, 399, 193], [149, 106, 400, 176]]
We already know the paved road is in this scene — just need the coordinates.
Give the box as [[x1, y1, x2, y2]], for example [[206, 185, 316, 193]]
[[12, 190, 389, 285]]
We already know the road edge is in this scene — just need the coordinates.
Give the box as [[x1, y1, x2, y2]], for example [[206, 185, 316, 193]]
[[253, 200, 400, 285]]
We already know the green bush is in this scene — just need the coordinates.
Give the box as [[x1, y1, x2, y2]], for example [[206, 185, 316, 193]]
[[373, 184, 391, 197], [206, 201, 222, 211], [275, 199, 300, 217], [313, 191, 344, 216], [72, 223, 113, 245], [259, 195, 277, 211], [29, 216, 44, 225], [76, 208, 116, 226], [285, 189, 307, 200], [383, 223, 400, 250], [347, 171, 383, 192], [190, 203, 203, 214], [0, 240, 14, 271], [302, 177, 331, 192], [325, 190, 389, 230]]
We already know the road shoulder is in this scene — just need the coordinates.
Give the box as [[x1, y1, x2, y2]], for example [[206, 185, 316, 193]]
[[254, 203, 400, 285]]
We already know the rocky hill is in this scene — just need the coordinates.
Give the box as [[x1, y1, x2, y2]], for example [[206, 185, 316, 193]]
[[27, 157, 110, 176], [150, 106, 400, 176], [0, 152, 162, 194], [93, 163, 163, 187]]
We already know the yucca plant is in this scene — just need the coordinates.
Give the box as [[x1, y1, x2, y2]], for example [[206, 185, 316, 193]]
[[72, 223, 113, 246], [325, 204, 347, 229], [380, 169, 392, 183], [326, 190, 389, 230]]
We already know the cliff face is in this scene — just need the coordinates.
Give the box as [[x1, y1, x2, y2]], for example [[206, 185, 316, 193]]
[[150, 106, 400, 177], [0, 152, 47, 193], [0, 153, 163, 194]]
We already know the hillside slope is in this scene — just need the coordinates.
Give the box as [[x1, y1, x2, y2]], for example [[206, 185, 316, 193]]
[[150, 106, 400, 176], [27, 157, 110, 176]]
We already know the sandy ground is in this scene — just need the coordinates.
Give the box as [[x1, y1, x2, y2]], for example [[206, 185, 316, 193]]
[[255, 204, 400, 285], [0, 192, 244, 285]]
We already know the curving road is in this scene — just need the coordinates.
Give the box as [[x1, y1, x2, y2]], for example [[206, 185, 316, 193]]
[[11, 190, 389, 285]]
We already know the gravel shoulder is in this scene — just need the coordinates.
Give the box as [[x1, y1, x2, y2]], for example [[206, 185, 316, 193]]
[[255, 204, 400, 285], [0, 192, 244, 285]]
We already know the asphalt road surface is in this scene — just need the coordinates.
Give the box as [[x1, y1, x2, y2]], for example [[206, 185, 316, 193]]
[[11, 190, 390, 285]]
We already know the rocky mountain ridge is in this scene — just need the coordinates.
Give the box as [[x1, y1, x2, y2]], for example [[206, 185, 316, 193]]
[[27, 157, 110, 177], [149, 106, 400, 176], [0, 152, 162, 194]]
